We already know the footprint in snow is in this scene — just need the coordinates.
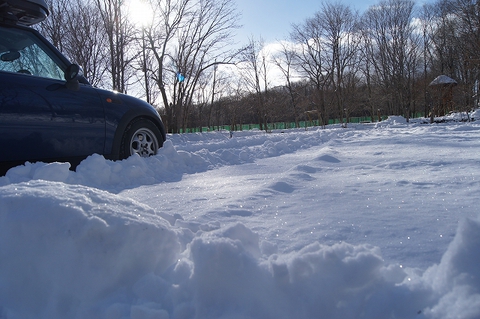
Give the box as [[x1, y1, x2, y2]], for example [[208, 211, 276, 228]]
[[268, 181, 295, 193], [295, 165, 318, 174], [288, 164, 319, 181], [227, 210, 253, 217], [316, 154, 341, 163], [289, 172, 316, 181]]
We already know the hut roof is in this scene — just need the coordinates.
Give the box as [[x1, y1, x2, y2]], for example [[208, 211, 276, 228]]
[[429, 75, 458, 86]]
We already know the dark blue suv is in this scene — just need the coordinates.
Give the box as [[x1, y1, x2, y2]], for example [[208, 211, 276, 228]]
[[0, 0, 166, 175]]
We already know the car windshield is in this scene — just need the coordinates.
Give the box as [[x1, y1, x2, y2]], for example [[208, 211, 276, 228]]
[[0, 26, 64, 80]]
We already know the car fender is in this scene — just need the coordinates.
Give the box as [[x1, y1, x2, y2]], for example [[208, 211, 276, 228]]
[[101, 91, 166, 160]]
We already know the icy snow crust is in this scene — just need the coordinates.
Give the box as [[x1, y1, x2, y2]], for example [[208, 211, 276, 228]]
[[1, 115, 480, 318]]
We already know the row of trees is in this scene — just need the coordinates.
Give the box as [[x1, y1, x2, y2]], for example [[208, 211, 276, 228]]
[[40, 0, 480, 132]]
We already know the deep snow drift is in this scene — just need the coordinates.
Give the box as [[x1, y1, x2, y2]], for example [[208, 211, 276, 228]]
[[0, 115, 479, 319]]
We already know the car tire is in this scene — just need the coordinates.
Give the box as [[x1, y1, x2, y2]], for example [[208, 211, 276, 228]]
[[120, 119, 163, 159]]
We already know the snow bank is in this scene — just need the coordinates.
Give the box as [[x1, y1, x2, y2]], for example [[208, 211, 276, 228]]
[[0, 127, 334, 192], [422, 217, 480, 318], [0, 181, 180, 318], [1, 180, 479, 318]]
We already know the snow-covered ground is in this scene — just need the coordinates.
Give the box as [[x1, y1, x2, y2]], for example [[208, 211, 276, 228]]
[[1, 114, 480, 319]]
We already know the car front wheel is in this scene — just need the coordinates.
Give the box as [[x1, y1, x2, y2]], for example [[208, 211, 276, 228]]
[[121, 119, 162, 159]]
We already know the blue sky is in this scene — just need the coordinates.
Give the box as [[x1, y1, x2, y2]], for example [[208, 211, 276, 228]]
[[235, 0, 431, 45], [235, 0, 377, 44]]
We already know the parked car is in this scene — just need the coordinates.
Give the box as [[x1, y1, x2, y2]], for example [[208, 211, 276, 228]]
[[0, 0, 166, 175]]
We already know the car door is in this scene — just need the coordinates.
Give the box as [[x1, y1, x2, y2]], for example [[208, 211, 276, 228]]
[[0, 26, 105, 163]]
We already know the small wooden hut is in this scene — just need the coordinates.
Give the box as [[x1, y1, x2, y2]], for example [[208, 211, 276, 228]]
[[428, 75, 457, 123]]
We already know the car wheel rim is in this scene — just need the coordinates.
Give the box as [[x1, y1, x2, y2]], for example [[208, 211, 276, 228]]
[[129, 128, 158, 157]]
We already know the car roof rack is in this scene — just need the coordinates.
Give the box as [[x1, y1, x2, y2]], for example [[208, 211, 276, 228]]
[[0, 0, 49, 26]]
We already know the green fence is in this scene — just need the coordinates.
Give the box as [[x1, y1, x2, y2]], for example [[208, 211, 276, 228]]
[[178, 115, 393, 133]]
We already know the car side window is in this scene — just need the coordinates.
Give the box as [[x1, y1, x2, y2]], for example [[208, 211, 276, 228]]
[[0, 26, 64, 80]]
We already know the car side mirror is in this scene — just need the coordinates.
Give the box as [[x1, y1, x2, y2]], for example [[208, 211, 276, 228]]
[[64, 64, 80, 91]]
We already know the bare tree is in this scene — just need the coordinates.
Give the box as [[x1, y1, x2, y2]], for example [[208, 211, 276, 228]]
[[361, 0, 421, 116], [39, 0, 67, 51], [272, 41, 302, 127], [427, 0, 458, 76], [173, 0, 240, 132], [143, 0, 189, 131], [94, 0, 137, 93], [417, 3, 437, 117], [40, 0, 110, 86], [449, 0, 480, 112], [291, 12, 330, 125], [133, 30, 159, 105], [317, 2, 361, 125], [143, 0, 240, 133], [63, 0, 108, 87], [239, 37, 271, 131]]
